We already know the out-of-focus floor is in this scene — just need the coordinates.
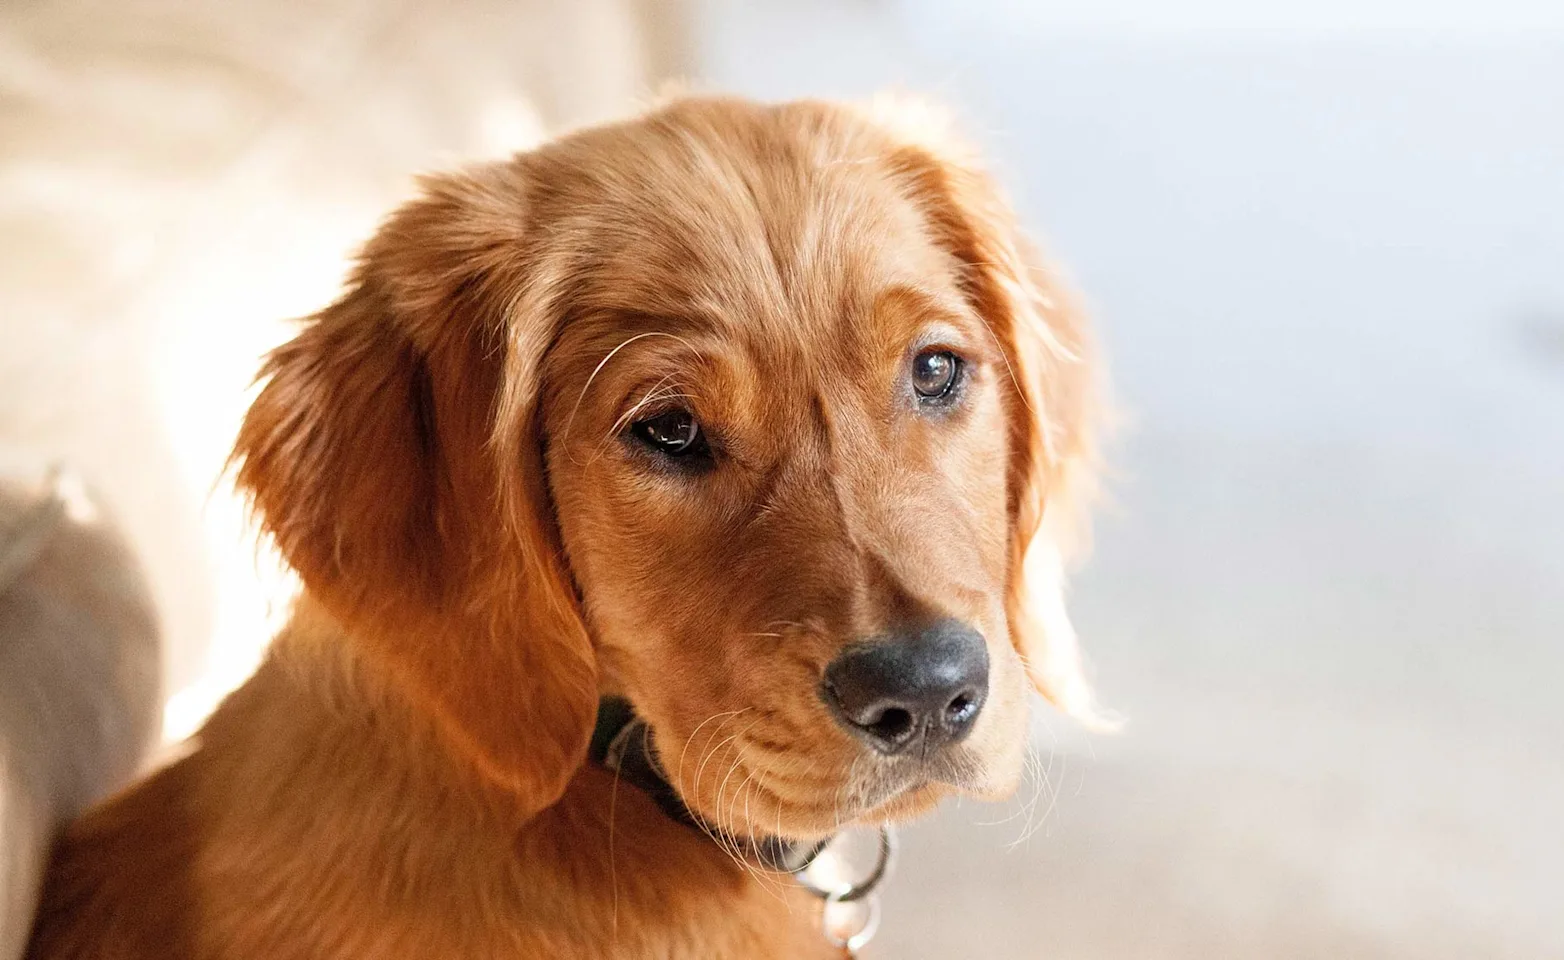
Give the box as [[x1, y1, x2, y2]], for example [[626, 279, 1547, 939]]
[[695, 2, 1564, 957]]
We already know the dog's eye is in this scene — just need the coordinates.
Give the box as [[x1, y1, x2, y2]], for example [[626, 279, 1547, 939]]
[[631, 409, 709, 458], [912, 349, 961, 400]]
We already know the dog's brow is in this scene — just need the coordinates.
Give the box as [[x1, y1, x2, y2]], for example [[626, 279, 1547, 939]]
[[873, 284, 970, 324], [561, 330, 702, 449]]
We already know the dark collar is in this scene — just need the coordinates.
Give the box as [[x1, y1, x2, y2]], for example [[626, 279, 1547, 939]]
[[588, 697, 829, 875]]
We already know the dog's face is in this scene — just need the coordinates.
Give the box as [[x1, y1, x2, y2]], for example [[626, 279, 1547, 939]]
[[542, 166, 1027, 835], [235, 97, 1101, 840]]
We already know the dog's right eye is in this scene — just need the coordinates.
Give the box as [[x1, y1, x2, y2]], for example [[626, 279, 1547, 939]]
[[630, 409, 710, 459]]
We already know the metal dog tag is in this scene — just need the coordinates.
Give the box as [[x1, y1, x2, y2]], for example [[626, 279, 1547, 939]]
[[794, 826, 896, 956]]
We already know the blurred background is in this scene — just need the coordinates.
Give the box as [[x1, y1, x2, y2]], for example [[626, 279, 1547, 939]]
[[2, 1, 1560, 958]]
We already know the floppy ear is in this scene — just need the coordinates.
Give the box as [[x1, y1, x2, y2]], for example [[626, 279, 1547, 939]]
[[232, 166, 599, 811], [871, 99, 1116, 729]]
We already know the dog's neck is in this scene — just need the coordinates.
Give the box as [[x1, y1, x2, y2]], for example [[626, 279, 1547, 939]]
[[266, 603, 836, 877], [165, 598, 846, 958], [30, 596, 853, 957]]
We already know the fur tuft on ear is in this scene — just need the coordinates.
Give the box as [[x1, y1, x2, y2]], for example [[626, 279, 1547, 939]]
[[232, 164, 600, 812], [869, 96, 1119, 730]]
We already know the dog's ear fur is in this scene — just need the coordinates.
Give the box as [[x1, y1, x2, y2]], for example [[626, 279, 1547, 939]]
[[233, 166, 599, 811], [870, 97, 1115, 729]]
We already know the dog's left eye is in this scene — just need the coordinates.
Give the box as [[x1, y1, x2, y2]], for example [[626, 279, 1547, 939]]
[[912, 349, 962, 401], [630, 409, 710, 458]]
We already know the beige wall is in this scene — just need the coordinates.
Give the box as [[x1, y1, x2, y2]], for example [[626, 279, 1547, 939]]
[[0, 0, 692, 746]]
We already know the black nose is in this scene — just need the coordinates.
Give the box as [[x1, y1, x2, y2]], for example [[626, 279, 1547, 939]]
[[820, 621, 990, 756]]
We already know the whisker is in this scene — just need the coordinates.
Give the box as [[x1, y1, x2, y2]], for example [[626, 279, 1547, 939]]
[[709, 743, 788, 899], [562, 332, 663, 461], [732, 770, 789, 901], [608, 730, 627, 939], [676, 709, 747, 787], [969, 307, 1035, 417], [1011, 737, 1061, 849], [977, 745, 1036, 828], [702, 757, 757, 882], [608, 387, 697, 438], [561, 331, 700, 462], [595, 376, 680, 453], [581, 387, 702, 470], [691, 717, 755, 809], [1018, 749, 1064, 847]]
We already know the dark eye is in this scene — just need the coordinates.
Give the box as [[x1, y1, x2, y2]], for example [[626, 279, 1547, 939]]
[[630, 409, 709, 458], [912, 349, 961, 400]]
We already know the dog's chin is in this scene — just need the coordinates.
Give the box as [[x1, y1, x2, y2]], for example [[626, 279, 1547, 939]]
[[707, 779, 949, 843], [691, 746, 1027, 843]]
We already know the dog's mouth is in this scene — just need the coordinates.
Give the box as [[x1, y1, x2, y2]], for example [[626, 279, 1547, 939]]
[[596, 652, 1025, 842], [655, 724, 985, 841], [698, 757, 960, 843], [594, 698, 969, 841]]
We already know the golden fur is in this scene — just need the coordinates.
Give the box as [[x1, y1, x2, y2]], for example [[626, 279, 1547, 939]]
[[26, 95, 1101, 959]]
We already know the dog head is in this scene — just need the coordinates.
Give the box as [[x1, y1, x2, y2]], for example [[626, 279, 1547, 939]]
[[234, 96, 1104, 838]]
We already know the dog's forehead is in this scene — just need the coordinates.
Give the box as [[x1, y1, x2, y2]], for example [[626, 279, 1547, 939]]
[[539, 102, 965, 373]]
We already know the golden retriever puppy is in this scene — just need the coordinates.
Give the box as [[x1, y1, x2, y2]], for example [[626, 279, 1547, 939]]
[[26, 95, 1102, 960]]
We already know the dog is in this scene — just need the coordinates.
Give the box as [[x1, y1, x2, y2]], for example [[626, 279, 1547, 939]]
[[25, 95, 1103, 959]]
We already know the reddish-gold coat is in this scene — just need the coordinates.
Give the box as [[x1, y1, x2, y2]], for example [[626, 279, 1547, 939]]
[[27, 96, 1100, 959]]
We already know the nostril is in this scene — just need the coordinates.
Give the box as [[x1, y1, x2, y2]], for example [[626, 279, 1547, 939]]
[[864, 706, 914, 744], [945, 691, 979, 728]]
